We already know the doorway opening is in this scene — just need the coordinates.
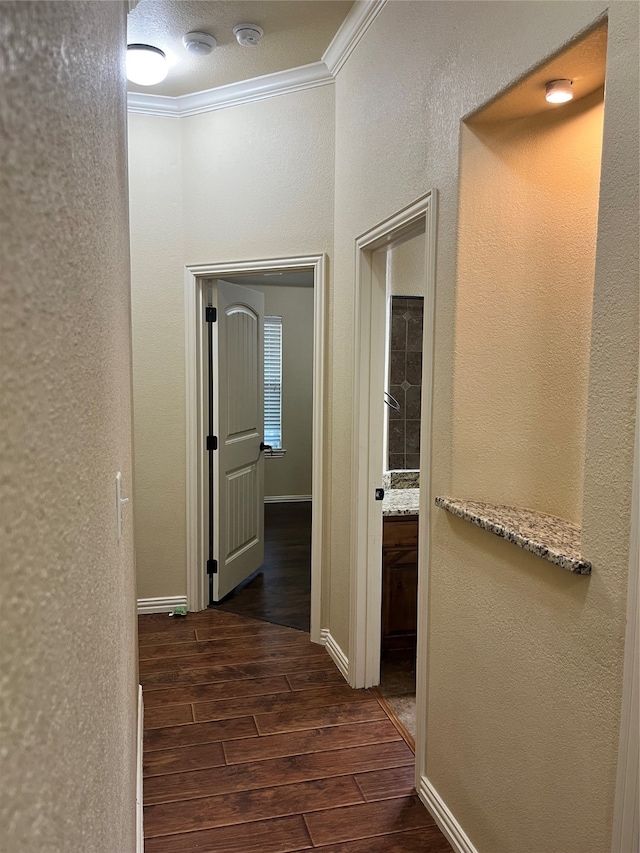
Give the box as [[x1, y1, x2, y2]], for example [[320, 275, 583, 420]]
[[184, 255, 327, 644], [213, 270, 314, 633], [349, 191, 437, 778]]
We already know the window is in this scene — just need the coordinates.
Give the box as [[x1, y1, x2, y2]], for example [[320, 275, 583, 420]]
[[264, 316, 283, 450]]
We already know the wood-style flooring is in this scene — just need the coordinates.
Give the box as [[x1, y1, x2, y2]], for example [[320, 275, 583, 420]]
[[214, 502, 312, 632], [139, 608, 452, 852]]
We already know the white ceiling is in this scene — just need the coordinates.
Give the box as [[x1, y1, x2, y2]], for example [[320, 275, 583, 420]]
[[128, 0, 354, 97]]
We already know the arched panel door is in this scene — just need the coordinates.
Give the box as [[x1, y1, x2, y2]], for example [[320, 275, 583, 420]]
[[209, 280, 265, 601]]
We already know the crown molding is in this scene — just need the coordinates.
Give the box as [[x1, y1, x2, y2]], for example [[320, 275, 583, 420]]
[[127, 0, 385, 117], [127, 61, 333, 117], [322, 0, 387, 76]]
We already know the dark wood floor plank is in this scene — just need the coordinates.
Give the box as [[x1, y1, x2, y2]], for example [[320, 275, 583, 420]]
[[144, 776, 363, 838], [139, 630, 314, 661], [195, 622, 302, 642], [139, 642, 329, 676], [144, 815, 312, 853], [143, 675, 292, 709], [140, 603, 450, 853], [193, 685, 371, 723], [140, 654, 336, 689], [255, 699, 387, 735], [144, 741, 415, 805], [144, 742, 225, 777], [354, 765, 416, 802], [286, 669, 347, 691], [139, 629, 198, 645], [312, 827, 454, 852], [138, 610, 250, 634], [144, 703, 194, 730], [144, 715, 258, 752], [223, 720, 401, 765], [303, 797, 436, 847]]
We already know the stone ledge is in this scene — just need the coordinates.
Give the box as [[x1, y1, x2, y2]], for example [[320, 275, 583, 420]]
[[435, 496, 591, 574]]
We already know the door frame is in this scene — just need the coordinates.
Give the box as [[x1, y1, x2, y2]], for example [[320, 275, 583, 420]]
[[184, 254, 327, 644], [349, 192, 438, 698]]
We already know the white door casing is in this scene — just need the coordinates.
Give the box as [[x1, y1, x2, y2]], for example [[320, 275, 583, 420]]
[[211, 280, 266, 600]]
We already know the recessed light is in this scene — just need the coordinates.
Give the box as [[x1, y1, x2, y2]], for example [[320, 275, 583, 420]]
[[126, 44, 168, 86], [545, 79, 574, 104]]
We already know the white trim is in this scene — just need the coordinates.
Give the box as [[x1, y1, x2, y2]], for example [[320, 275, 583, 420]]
[[417, 776, 479, 853], [320, 628, 349, 682], [349, 191, 438, 690], [136, 685, 144, 853], [611, 380, 640, 853], [185, 255, 327, 645], [322, 0, 387, 76], [264, 495, 312, 504], [127, 62, 333, 118], [137, 595, 187, 615]]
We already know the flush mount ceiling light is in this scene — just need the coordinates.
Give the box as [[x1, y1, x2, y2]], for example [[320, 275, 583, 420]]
[[545, 79, 574, 104], [233, 23, 264, 47], [182, 31, 217, 55], [126, 44, 168, 86]]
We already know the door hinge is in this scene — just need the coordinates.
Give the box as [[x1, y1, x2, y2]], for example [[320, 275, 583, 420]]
[[206, 306, 217, 323], [375, 487, 385, 501], [206, 558, 218, 575], [206, 435, 218, 451]]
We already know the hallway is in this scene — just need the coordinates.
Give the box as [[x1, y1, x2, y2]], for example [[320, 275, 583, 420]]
[[139, 609, 452, 852]]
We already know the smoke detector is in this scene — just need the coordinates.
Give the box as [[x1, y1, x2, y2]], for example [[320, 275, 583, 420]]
[[233, 24, 264, 47], [182, 31, 217, 55]]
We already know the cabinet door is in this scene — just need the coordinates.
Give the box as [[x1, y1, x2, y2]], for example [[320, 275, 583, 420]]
[[382, 547, 418, 654]]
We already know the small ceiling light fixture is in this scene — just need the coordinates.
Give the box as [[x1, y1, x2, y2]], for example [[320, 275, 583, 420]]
[[545, 79, 574, 104], [233, 23, 264, 47], [182, 31, 217, 55], [126, 44, 168, 86]]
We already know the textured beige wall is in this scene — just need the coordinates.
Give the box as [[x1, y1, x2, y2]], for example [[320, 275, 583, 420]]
[[0, 3, 138, 851], [388, 232, 426, 297], [129, 86, 334, 600], [129, 114, 186, 600], [454, 92, 604, 521], [235, 283, 314, 499], [331, 2, 636, 852]]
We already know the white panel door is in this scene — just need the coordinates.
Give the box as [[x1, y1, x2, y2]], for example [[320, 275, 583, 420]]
[[212, 280, 266, 601]]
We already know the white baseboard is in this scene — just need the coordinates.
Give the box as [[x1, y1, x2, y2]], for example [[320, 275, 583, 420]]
[[320, 628, 349, 682], [417, 775, 478, 853], [264, 495, 312, 503], [136, 685, 144, 853], [137, 595, 188, 614]]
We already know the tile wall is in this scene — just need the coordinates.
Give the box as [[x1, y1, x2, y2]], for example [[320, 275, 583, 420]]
[[388, 296, 424, 470]]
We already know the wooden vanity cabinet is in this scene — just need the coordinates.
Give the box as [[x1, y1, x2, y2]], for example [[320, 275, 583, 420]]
[[381, 515, 418, 659]]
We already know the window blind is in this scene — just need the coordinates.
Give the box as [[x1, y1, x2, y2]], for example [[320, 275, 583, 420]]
[[264, 316, 283, 449]]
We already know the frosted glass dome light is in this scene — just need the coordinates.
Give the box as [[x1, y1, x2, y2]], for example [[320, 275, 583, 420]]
[[545, 79, 573, 104], [126, 44, 168, 86]]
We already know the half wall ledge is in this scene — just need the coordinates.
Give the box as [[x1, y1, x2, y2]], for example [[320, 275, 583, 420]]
[[435, 496, 592, 575]]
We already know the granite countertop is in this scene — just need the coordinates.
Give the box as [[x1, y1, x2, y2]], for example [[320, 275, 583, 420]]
[[381, 471, 420, 516], [435, 496, 591, 574], [383, 488, 420, 517]]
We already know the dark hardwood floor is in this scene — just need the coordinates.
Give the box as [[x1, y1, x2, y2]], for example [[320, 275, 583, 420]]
[[139, 608, 453, 853], [214, 501, 312, 632]]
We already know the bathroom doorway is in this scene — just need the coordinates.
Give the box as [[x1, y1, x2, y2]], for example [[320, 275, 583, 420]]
[[349, 190, 437, 775]]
